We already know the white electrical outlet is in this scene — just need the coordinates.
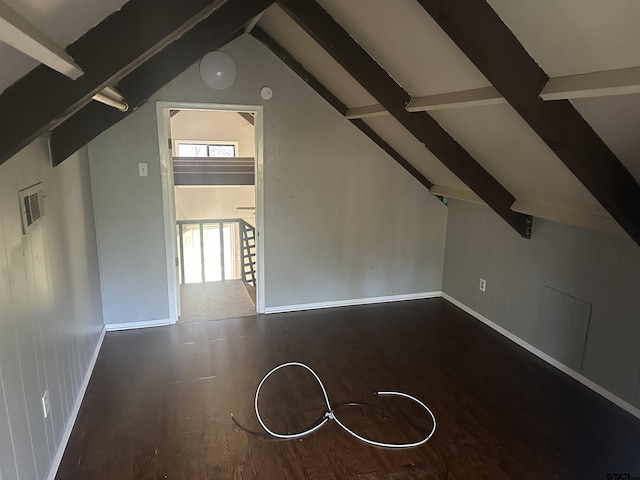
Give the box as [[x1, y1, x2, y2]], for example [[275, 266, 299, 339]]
[[479, 278, 487, 292], [41, 390, 50, 419], [138, 162, 148, 177]]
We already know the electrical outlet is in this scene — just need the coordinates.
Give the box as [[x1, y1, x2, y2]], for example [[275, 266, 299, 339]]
[[138, 162, 148, 177], [479, 278, 487, 292], [41, 390, 50, 419]]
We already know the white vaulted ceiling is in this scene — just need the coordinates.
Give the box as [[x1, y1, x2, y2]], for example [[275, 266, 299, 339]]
[[257, 0, 640, 235], [0, 0, 127, 93], [1, 0, 639, 239]]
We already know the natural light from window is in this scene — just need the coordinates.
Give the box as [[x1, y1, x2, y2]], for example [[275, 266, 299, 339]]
[[179, 224, 236, 283], [176, 142, 236, 157]]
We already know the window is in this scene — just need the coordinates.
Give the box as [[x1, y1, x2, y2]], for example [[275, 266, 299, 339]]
[[175, 140, 237, 157]]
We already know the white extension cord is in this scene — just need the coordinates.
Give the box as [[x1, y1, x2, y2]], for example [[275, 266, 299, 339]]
[[253, 362, 436, 449]]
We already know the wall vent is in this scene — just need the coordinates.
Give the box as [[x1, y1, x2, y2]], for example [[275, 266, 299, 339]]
[[19, 183, 44, 234]]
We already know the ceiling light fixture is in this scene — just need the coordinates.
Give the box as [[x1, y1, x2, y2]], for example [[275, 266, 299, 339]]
[[199, 50, 236, 90]]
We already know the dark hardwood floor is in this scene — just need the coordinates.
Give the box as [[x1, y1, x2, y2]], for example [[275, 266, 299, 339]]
[[55, 298, 640, 479]]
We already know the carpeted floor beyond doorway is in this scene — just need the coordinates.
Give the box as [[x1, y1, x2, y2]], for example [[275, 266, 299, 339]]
[[179, 280, 255, 322]]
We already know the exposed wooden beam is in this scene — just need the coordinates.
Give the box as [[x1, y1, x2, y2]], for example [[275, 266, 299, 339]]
[[251, 26, 433, 190], [345, 104, 387, 119], [277, 0, 531, 238], [511, 201, 624, 236], [406, 86, 505, 112], [431, 185, 624, 235], [417, 0, 640, 246], [348, 67, 640, 119], [350, 118, 433, 189], [50, 0, 270, 165], [347, 87, 506, 118], [245, 10, 267, 33], [541, 66, 640, 100], [0, 0, 83, 79], [237, 111, 255, 126], [0, 0, 229, 167], [252, 27, 347, 113], [429, 185, 483, 204]]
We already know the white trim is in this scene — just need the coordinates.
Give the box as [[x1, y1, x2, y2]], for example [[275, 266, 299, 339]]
[[431, 190, 626, 236], [429, 185, 484, 204], [345, 104, 388, 119], [0, 1, 83, 79], [46, 326, 106, 480], [253, 106, 266, 314], [541, 65, 640, 100], [156, 101, 265, 315], [511, 200, 624, 236], [406, 86, 505, 112], [440, 292, 640, 420], [264, 291, 442, 314], [156, 104, 180, 323], [245, 10, 266, 33], [105, 318, 172, 331], [173, 139, 240, 157]]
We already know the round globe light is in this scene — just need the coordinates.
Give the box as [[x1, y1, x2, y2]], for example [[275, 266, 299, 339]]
[[199, 51, 236, 90]]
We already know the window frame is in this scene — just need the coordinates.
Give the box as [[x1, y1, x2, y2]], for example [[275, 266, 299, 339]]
[[173, 139, 239, 158]]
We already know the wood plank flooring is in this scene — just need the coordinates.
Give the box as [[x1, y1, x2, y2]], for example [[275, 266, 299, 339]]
[[55, 298, 640, 479]]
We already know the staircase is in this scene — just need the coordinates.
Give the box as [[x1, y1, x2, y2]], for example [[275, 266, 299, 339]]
[[239, 219, 256, 287], [176, 218, 257, 286]]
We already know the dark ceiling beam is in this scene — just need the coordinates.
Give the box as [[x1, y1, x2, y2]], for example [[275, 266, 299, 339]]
[[277, 0, 531, 238], [237, 112, 255, 126], [251, 27, 433, 190], [0, 0, 231, 167], [416, 0, 640, 246], [50, 0, 272, 165]]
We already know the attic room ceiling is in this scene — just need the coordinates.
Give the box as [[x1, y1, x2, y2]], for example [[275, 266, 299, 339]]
[[256, 0, 640, 241], [0, 0, 128, 93], [0, 0, 639, 245]]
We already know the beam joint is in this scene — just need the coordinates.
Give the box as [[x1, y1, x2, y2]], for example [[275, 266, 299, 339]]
[[276, 0, 531, 237]]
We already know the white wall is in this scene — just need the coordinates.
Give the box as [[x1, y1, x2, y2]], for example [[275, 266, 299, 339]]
[[89, 102, 170, 325], [174, 185, 255, 224], [0, 139, 104, 479], [88, 33, 447, 323], [170, 109, 255, 157], [443, 199, 640, 410]]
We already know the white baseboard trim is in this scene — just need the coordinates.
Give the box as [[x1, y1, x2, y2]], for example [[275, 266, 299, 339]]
[[440, 292, 640, 420], [105, 318, 172, 331], [47, 326, 106, 480], [264, 291, 442, 314]]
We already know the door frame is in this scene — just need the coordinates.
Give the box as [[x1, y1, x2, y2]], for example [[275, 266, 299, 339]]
[[156, 101, 266, 320]]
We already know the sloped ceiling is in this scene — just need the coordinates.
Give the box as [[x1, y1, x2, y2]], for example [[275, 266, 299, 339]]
[[257, 0, 640, 240], [0, 0, 639, 245], [0, 0, 128, 93]]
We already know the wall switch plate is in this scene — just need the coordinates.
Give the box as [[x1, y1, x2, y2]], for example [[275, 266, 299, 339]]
[[479, 278, 487, 292], [138, 163, 148, 177], [42, 390, 50, 419]]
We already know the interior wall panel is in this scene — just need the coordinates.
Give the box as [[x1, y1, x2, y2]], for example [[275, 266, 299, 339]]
[[0, 185, 19, 480], [88, 34, 447, 324], [537, 287, 591, 370], [0, 139, 104, 479], [443, 199, 640, 409], [0, 154, 39, 480]]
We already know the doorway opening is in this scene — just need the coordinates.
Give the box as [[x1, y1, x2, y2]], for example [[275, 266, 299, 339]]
[[157, 103, 265, 323]]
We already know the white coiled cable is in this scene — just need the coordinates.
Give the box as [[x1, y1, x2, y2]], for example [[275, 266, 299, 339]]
[[253, 362, 436, 448]]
